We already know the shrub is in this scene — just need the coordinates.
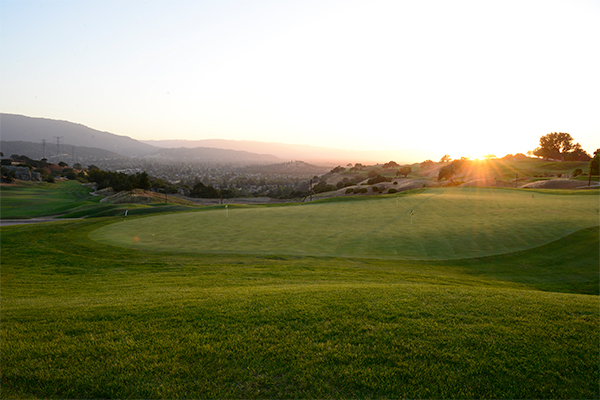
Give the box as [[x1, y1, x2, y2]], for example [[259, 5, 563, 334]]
[[367, 175, 388, 185], [572, 168, 583, 177], [345, 188, 354, 194], [372, 186, 379, 192], [388, 188, 397, 194], [360, 188, 368, 194]]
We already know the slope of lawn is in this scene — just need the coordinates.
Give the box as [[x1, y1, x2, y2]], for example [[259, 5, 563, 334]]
[[0, 180, 98, 218], [0, 180, 199, 220], [91, 187, 600, 260], [1, 205, 598, 398]]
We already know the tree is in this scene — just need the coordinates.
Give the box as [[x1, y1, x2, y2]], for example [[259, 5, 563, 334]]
[[437, 158, 466, 182], [137, 172, 151, 190], [438, 165, 453, 181], [191, 182, 220, 198], [397, 166, 411, 178], [590, 149, 599, 176], [532, 132, 589, 161], [420, 160, 434, 169], [439, 154, 451, 163], [382, 161, 399, 169], [563, 143, 591, 161]]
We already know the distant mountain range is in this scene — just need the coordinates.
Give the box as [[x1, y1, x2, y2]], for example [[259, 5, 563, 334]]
[[1, 113, 156, 157], [1, 113, 411, 166], [142, 139, 407, 165], [0, 114, 281, 165]]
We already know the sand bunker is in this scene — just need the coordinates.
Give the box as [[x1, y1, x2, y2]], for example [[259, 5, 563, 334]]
[[520, 179, 598, 189]]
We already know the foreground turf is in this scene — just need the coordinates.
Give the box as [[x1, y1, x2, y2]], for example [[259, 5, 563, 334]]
[[91, 187, 599, 260], [1, 216, 598, 398]]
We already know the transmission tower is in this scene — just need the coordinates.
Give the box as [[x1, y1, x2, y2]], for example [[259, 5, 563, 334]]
[[53, 136, 63, 160]]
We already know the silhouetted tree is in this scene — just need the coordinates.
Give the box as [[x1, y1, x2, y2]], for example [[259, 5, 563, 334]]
[[590, 149, 599, 176], [383, 161, 399, 169], [532, 132, 589, 161], [438, 158, 466, 181]]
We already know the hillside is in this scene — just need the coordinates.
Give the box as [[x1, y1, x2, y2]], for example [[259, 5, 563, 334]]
[[0, 114, 157, 157], [0, 115, 285, 165], [143, 138, 416, 165], [0, 140, 127, 163], [142, 146, 281, 164]]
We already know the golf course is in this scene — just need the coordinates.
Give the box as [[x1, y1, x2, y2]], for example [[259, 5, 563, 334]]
[[1, 182, 598, 398]]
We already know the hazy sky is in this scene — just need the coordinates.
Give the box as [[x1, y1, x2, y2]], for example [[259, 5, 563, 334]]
[[1, 0, 599, 162]]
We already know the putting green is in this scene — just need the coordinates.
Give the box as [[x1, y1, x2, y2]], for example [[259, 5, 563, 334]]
[[90, 188, 599, 260]]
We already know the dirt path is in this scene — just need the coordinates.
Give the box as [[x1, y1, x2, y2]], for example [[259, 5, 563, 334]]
[[0, 215, 81, 227]]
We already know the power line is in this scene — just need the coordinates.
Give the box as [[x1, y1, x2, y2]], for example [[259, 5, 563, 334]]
[[53, 136, 63, 159]]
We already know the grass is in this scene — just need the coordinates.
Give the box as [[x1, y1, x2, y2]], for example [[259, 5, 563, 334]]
[[1, 183, 598, 398], [1, 192, 599, 398], [0, 180, 200, 219], [0, 180, 99, 218], [91, 187, 599, 260]]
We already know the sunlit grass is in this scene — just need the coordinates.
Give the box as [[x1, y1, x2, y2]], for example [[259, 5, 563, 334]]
[[1, 217, 598, 398], [91, 187, 599, 260]]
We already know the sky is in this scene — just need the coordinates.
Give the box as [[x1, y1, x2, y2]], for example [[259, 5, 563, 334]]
[[1, 0, 599, 162]]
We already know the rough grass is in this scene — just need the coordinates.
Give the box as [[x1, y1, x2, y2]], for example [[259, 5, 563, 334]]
[[91, 187, 600, 260], [1, 211, 598, 398]]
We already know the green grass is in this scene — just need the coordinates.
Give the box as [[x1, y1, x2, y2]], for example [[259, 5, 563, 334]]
[[1, 192, 599, 398], [91, 187, 599, 260], [0, 180, 200, 220], [0, 180, 99, 218]]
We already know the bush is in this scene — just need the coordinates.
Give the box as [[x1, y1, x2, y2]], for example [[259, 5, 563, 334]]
[[572, 168, 583, 177], [360, 188, 367, 194], [367, 175, 388, 185], [372, 186, 379, 192], [388, 188, 397, 194], [345, 188, 354, 194], [45, 175, 55, 183]]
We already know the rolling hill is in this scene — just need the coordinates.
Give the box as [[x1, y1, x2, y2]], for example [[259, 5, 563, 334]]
[[0, 113, 157, 157]]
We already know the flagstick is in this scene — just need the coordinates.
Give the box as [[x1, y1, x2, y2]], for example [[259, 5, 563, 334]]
[[226, 204, 228, 218]]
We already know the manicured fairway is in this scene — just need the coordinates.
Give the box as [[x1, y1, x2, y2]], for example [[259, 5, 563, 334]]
[[91, 187, 599, 259], [0, 180, 97, 218]]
